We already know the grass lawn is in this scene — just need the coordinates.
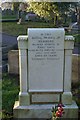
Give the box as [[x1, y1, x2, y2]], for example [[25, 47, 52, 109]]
[[74, 34, 80, 44], [0, 14, 17, 20], [1, 21, 55, 36], [2, 15, 17, 19], [2, 74, 19, 119]]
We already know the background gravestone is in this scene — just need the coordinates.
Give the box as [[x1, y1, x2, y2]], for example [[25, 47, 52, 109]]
[[8, 50, 19, 74]]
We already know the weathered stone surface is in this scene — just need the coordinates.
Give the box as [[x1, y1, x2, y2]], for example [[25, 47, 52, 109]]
[[28, 28, 64, 92], [62, 92, 72, 105], [13, 101, 78, 119], [8, 50, 19, 74], [31, 93, 60, 103]]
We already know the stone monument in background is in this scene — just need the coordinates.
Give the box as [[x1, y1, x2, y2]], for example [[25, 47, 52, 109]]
[[13, 28, 78, 119]]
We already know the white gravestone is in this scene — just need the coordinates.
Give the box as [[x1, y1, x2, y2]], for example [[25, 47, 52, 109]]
[[28, 28, 65, 92], [13, 29, 78, 119]]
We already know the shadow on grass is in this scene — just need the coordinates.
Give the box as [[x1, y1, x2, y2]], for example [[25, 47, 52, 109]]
[[2, 73, 19, 119]]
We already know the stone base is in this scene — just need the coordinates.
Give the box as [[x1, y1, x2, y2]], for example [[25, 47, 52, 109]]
[[19, 92, 30, 106], [13, 101, 78, 119], [62, 92, 72, 105]]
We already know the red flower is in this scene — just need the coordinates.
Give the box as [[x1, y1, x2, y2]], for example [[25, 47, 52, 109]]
[[56, 111, 63, 117], [52, 103, 65, 119]]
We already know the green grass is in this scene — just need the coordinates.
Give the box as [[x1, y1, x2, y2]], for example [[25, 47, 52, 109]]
[[1, 21, 55, 36], [2, 73, 19, 118], [2, 15, 17, 20], [73, 34, 80, 44], [0, 14, 17, 20]]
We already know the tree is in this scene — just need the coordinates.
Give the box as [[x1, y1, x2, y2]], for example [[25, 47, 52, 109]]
[[55, 2, 72, 24], [12, 2, 20, 11], [27, 2, 59, 25], [27, 2, 76, 26]]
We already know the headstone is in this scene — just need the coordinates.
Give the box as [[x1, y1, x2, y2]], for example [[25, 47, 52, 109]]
[[28, 28, 64, 92], [13, 28, 78, 119]]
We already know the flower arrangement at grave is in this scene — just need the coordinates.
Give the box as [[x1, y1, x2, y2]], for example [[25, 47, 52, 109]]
[[51, 103, 65, 120]]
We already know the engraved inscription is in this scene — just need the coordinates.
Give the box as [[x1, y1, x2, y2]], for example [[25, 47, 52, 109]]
[[29, 33, 61, 60], [28, 28, 64, 92]]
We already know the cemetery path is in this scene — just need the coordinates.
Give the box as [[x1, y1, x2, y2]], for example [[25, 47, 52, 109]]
[[1, 32, 18, 72], [1, 32, 17, 48], [2, 32, 18, 60]]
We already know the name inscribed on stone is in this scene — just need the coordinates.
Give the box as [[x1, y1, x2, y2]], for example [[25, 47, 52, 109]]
[[28, 28, 64, 92], [30, 35, 60, 61]]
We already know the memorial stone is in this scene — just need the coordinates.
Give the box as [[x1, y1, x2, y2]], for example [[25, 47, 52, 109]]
[[8, 50, 19, 74], [28, 28, 64, 92], [13, 28, 78, 119]]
